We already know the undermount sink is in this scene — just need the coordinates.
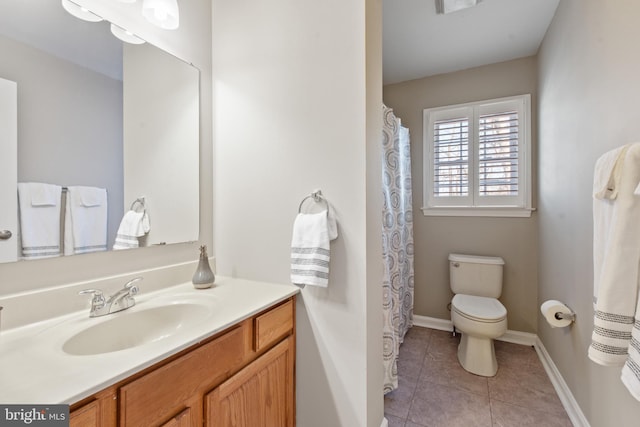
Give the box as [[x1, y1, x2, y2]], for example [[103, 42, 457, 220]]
[[62, 303, 213, 356]]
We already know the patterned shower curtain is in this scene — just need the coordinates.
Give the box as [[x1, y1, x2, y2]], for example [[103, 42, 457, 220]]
[[382, 105, 415, 394]]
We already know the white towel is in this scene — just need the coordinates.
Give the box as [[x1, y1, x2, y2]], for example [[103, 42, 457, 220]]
[[17, 182, 62, 259], [290, 210, 338, 287], [589, 143, 640, 400], [113, 210, 150, 250], [593, 144, 630, 200], [64, 186, 108, 255]]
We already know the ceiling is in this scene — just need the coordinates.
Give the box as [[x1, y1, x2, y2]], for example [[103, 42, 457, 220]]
[[383, 0, 561, 85], [0, 0, 122, 80]]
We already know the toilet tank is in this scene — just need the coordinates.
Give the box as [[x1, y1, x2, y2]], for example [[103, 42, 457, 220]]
[[449, 253, 505, 298]]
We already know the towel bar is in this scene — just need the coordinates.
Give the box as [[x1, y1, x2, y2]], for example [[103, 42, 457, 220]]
[[298, 190, 329, 215]]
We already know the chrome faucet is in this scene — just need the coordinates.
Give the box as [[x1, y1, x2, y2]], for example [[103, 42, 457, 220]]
[[79, 277, 142, 317]]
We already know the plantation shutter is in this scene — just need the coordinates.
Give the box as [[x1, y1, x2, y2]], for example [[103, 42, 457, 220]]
[[433, 117, 469, 197], [423, 95, 530, 215], [478, 110, 519, 197]]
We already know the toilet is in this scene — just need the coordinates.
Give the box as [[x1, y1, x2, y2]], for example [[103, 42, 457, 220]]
[[449, 253, 507, 377]]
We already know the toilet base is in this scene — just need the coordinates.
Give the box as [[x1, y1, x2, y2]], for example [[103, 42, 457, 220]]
[[457, 333, 498, 377]]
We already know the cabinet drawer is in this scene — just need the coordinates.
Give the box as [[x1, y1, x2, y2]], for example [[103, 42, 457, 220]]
[[120, 324, 246, 426], [253, 299, 293, 352]]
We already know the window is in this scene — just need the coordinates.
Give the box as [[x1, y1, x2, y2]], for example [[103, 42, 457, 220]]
[[422, 95, 532, 217]]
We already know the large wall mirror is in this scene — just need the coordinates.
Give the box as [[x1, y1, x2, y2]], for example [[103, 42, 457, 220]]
[[0, 0, 199, 264]]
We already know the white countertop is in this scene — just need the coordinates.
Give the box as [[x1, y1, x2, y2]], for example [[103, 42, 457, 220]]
[[0, 277, 298, 404]]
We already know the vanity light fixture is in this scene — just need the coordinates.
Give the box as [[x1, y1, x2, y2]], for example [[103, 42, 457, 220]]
[[435, 0, 482, 14], [110, 23, 145, 45], [142, 0, 180, 30], [61, 0, 103, 22]]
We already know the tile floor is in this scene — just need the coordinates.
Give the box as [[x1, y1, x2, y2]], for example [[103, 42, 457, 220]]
[[384, 327, 573, 427]]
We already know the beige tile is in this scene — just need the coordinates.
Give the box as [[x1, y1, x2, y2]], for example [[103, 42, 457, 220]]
[[488, 363, 566, 415], [491, 400, 573, 427], [421, 353, 489, 397], [384, 379, 415, 419], [494, 340, 539, 370], [385, 328, 569, 427], [408, 380, 492, 427], [426, 329, 460, 361], [398, 344, 425, 381], [385, 414, 406, 427]]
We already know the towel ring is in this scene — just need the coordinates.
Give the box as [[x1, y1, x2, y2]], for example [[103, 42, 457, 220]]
[[130, 197, 146, 213], [298, 190, 330, 215]]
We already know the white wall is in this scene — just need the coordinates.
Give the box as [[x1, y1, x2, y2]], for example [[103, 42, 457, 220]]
[[0, 0, 212, 295], [538, 0, 640, 425], [212, 0, 383, 425]]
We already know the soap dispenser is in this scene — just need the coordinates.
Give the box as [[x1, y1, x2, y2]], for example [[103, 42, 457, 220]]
[[192, 245, 215, 289]]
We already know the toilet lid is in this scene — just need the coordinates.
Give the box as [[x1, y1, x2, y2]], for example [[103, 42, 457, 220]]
[[452, 294, 507, 321]]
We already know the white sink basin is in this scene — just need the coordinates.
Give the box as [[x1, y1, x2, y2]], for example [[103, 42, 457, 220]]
[[62, 303, 212, 356]]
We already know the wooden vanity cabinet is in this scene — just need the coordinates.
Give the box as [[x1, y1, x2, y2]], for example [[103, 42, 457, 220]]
[[68, 297, 295, 427]]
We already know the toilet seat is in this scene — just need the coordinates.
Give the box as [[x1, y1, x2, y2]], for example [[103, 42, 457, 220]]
[[452, 294, 507, 323]]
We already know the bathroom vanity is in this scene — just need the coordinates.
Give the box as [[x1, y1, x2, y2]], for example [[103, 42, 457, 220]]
[[71, 297, 294, 426], [0, 277, 298, 427]]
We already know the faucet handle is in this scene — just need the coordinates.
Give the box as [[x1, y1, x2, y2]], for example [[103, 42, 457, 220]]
[[79, 289, 106, 307], [124, 277, 142, 296]]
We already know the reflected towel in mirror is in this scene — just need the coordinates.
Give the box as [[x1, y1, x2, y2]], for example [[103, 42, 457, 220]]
[[113, 210, 150, 250], [64, 186, 108, 255], [17, 182, 62, 259]]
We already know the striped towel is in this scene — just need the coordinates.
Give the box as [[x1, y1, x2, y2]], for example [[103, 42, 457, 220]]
[[290, 210, 337, 287], [589, 144, 640, 402], [17, 182, 62, 259]]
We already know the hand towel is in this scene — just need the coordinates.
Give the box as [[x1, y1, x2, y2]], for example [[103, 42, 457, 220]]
[[113, 210, 150, 250], [64, 186, 108, 255], [589, 144, 640, 371], [291, 210, 337, 287], [17, 182, 62, 259]]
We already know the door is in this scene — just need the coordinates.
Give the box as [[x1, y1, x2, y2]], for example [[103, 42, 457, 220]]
[[0, 77, 17, 262]]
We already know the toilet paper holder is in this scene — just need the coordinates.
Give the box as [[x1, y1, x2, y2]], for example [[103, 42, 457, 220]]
[[554, 310, 576, 322]]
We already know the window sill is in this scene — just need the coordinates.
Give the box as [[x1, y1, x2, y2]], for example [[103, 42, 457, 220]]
[[421, 207, 535, 218]]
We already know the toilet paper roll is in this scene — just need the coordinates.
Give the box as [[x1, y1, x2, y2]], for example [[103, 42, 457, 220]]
[[541, 300, 574, 328]]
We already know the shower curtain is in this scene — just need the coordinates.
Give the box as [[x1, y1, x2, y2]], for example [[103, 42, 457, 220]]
[[382, 105, 415, 394]]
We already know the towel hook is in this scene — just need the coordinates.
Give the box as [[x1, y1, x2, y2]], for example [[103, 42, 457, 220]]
[[298, 190, 330, 215]]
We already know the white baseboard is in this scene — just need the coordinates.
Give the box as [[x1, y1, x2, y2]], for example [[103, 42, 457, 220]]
[[413, 315, 537, 346], [380, 417, 388, 427], [413, 314, 452, 331], [535, 337, 590, 427]]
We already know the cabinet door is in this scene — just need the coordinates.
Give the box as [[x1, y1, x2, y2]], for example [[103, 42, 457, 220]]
[[161, 408, 192, 427], [70, 400, 99, 427], [206, 336, 294, 427], [70, 390, 117, 427]]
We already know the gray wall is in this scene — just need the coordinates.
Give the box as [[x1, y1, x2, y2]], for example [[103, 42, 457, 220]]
[[383, 56, 539, 333], [538, 0, 640, 425], [0, 34, 123, 247]]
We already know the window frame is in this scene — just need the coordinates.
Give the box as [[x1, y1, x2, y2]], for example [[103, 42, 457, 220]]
[[422, 94, 532, 218]]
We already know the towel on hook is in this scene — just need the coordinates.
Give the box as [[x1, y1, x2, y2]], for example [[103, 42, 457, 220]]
[[113, 210, 150, 250], [64, 186, 108, 255], [17, 182, 62, 259], [291, 210, 338, 287], [589, 143, 640, 401]]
